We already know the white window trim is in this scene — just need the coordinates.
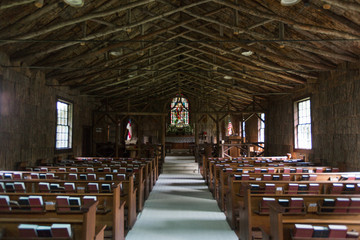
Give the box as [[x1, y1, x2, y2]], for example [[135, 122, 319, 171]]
[[56, 99, 73, 150], [294, 97, 312, 150]]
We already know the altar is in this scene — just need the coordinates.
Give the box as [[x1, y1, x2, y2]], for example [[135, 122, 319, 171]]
[[165, 136, 195, 149]]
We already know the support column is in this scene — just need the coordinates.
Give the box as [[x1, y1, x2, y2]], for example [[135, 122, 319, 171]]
[[115, 121, 119, 158], [161, 115, 166, 161], [216, 114, 220, 157]]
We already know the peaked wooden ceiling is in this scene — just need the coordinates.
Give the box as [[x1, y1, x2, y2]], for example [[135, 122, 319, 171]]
[[1, 0, 359, 112]]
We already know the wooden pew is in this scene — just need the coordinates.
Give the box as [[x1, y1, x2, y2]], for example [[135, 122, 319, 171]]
[[226, 177, 360, 231], [268, 201, 360, 240], [238, 184, 360, 239], [0, 180, 128, 239], [0, 200, 105, 240]]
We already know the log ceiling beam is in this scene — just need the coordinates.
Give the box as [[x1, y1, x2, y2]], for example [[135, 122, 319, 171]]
[[12, 0, 214, 63], [0, 0, 35, 10], [212, 0, 360, 39]]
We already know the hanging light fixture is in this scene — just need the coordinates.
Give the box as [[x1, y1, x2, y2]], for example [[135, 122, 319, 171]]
[[241, 50, 253, 56], [63, 0, 84, 7], [280, 0, 301, 6]]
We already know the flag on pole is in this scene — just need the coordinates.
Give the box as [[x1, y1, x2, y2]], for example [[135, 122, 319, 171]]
[[126, 119, 132, 140]]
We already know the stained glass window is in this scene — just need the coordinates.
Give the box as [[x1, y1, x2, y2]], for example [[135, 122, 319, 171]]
[[170, 94, 189, 127]]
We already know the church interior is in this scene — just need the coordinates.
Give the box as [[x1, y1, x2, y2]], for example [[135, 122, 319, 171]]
[[1, 0, 360, 239]]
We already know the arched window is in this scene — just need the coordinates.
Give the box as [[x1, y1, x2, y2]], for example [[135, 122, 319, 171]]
[[170, 94, 189, 127]]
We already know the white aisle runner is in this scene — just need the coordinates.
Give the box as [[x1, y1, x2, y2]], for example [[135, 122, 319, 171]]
[[125, 156, 238, 240]]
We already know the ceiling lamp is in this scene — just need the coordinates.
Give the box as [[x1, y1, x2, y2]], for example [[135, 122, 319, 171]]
[[63, 0, 84, 7], [109, 50, 123, 57], [224, 76, 232, 80], [280, 0, 301, 6], [241, 50, 253, 56]]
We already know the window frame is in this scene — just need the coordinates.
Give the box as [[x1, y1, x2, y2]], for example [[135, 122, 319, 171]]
[[55, 98, 73, 152], [294, 97, 312, 150], [258, 113, 265, 144]]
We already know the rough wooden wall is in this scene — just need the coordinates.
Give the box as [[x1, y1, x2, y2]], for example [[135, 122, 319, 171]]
[[0, 52, 98, 170], [267, 62, 360, 170]]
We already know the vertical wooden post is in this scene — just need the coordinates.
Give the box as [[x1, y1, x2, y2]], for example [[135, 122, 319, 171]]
[[161, 115, 166, 161], [137, 117, 142, 158], [216, 114, 220, 157], [115, 121, 119, 158]]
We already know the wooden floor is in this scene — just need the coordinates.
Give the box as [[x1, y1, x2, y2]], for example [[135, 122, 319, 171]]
[[125, 156, 238, 240]]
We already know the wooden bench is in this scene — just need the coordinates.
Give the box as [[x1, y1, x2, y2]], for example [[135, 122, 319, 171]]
[[0, 200, 105, 240], [238, 184, 360, 239], [268, 201, 360, 240]]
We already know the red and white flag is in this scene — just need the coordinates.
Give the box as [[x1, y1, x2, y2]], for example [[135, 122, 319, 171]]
[[227, 121, 233, 136], [126, 119, 132, 140]]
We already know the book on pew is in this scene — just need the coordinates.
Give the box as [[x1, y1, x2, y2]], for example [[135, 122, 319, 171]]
[[334, 198, 350, 213], [18, 196, 31, 210], [262, 174, 271, 181], [349, 198, 360, 213], [13, 172, 22, 180], [69, 168, 78, 173], [346, 230, 360, 238], [88, 183, 99, 193], [87, 173, 96, 180], [117, 174, 126, 181], [278, 199, 290, 209], [29, 196, 44, 211], [287, 183, 298, 194], [302, 168, 309, 173], [290, 168, 296, 173], [272, 175, 280, 181], [5, 183, 15, 192], [315, 167, 323, 173], [50, 183, 62, 191], [265, 183, 276, 194], [14, 182, 26, 193], [330, 183, 344, 194], [289, 197, 303, 213], [332, 168, 339, 172], [235, 168, 242, 173], [58, 168, 66, 172], [308, 183, 320, 194], [69, 197, 81, 211], [242, 174, 250, 180], [301, 175, 309, 181], [119, 167, 126, 173], [79, 174, 87, 180], [105, 174, 113, 181], [45, 173, 55, 179], [40, 167, 48, 172], [0, 182, 4, 193], [282, 174, 290, 181], [51, 223, 72, 238], [298, 184, 308, 194], [83, 196, 97, 205], [31, 173, 39, 179], [328, 225, 347, 238], [258, 197, 276, 214], [104, 167, 111, 172], [68, 173, 78, 180], [308, 174, 317, 181], [113, 169, 118, 173], [250, 184, 260, 193], [18, 224, 38, 238], [321, 198, 335, 212], [126, 168, 133, 173], [36, 225, 52, 237], [345, 184, 355, 193], [64, 183, 76, 193], [268, 168, 275, 173], [293, 224, 314, 237], [39, 182, 50, 192], [39, 173, 46, 179], [312, 226, 329, 238], [86, 168, 94, 172], [101, 183, 111, 193], [348, 175, 356, 181], [4, 173, 12, 179], [0, 195, 11, 211], [56, 196, 70, 212], [254, 168, 261, 173]]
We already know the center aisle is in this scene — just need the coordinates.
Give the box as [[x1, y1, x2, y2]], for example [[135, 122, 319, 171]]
[[125, 156, 238, 240]]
